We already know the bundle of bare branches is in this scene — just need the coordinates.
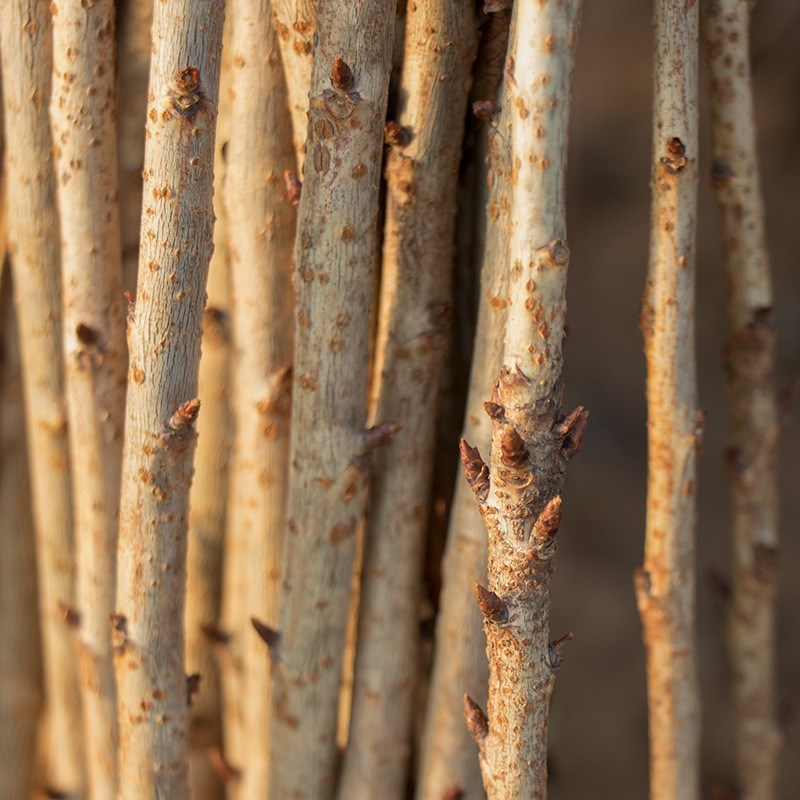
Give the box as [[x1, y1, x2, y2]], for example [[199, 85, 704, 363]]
[[0, 0, 785, 799]]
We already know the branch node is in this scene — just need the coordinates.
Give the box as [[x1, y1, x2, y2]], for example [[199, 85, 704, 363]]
[[483, 400, 505, 422], [459, 439, 490, 502], [186, 673, 201, 707], [169, 398, 201, 430], [251, 617, 281, 654], [474, 583, 508, 623], [500, 427, 528, 469], [200, 623, 231, 645], [283, 171, 302, 205], [556, 405, 588, 460], [331, 57, 355, 92], [548, 631, 574, 670], [463, 693, 489, 749], [531, 495, 562, 543]]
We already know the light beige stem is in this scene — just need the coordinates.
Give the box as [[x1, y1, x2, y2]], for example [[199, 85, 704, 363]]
[[0, 274, 43, 800], [50, 1, 127, 795], [116, 0, 153, 293], [268, 3, 396, 797], [271, 0, 315, 167], [338, 1, 476, 797], [0, 3, 84, 794], [113, 3, 226, 797], [416, 13, 513, 800], [702, 2, 779, 797], [185, 14, 232, 800], [635, 3, 701, 800], [460, 3, 582, 798], [222, 0, 295, 795]]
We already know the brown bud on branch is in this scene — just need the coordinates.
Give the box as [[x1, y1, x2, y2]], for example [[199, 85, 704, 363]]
[[331, 57, 355, 92], [463, 693, 489, 749], [459, 439, 490, 502], [474, 583, 508, 623]]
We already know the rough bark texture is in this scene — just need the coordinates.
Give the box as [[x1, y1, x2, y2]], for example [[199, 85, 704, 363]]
[[268, 2, 396, 797], [116, 0, 153, 294], [460, 3, 582, 798], [113, 4, 226, 797], [0, 273, 43, 800], [185, 15, 232, 800], [635, 3, 701, 800], [0, 3, 85, 794], [222, 1, 295, 794], [337, 1, 477, 797], [701, 2, 780, 797], [271, 0, 315, 167], [416, 13, 513, 800], [50, 1, 127, 795]]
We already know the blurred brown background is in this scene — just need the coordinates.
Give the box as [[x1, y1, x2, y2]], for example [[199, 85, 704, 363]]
[[524, 2, 800, 798]]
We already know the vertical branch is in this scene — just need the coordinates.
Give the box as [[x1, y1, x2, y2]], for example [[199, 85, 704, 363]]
[[337, 0, 477, 796], [114, 3, 226, 797], [462, 3, 582, 798], [635, 2, 701, 800], [271, 0, 316, 167], [702, 2, 780, 797], [417, 11, 512, 800], [0, 3, 84, 794], [116, 0, 153, 294], [0, 275, 43, 800], [268, 1, 396, 797], [222, 0, 295, 794], [50, 1, 127, 795], [185, 14, 232, 800]]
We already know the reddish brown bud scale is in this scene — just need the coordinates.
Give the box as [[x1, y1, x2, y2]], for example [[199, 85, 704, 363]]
[[472, 99, 496, 121], [500, 426, 527, 468], [459, 439, 490, 502], [169, 397, 201, 430], [557, 405, 588, 460], [531, 495, 562, 541], [483, 400, 505, 421], [474, 583, 507, 623], [463, 693, 489, 749], [331, 56, 355, 92]]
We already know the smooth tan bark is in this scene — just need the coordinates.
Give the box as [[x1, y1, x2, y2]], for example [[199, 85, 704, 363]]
[[337, 1, 476, 797], [702, 2, 780, 797], [221, 1, 295, 794], [185, 16, 232, 800], [50, 1, 127, 795], [0, 2, 84, 794], [416, 13, 513, 800], [635, 3, 701, 800], [0, 272, 43, 800], [271, 0, 315, 167], [268, 2, 396, 797], [460, 3, 582, 798], [113, 3, 226, 797], [116, 0, 152, 293]]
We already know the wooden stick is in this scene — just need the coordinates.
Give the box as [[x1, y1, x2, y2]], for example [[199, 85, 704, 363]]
[[635, 2, 701, 799], [114, 2, 226, 795], [337, 1, 477, 796], [0, 3, 84, 793], [702, 1, 780, 797], [222, 0, 295, 793], [460, 3, 582, 797], [268, 1, 396, 796]]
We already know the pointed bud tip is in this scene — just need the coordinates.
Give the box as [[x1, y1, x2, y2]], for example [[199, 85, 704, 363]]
[[251, 617, 280, 649], [474, 583, 507, 623], [463, 693, 489, 747], [169, 398, 201, 430], [331, 57, 355, 92]]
